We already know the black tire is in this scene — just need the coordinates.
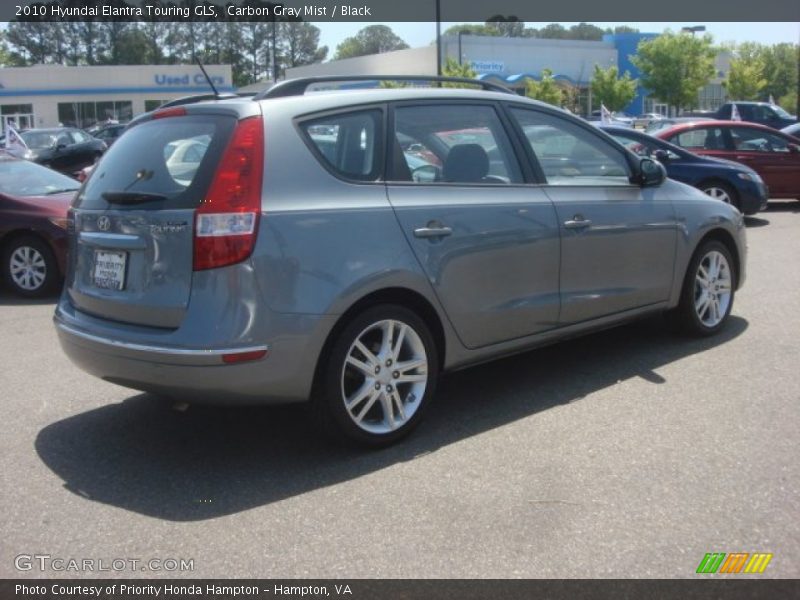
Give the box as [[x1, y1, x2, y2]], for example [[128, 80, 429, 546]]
[[312, 304, 439, 448], [1, 235, 60, 298], [669, 240, 736, 337], [699, 181, 740, 211]]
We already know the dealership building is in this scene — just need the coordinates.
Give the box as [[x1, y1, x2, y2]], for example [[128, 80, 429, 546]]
[[285, 32, 729, 117], [0, 63, 233, 132]]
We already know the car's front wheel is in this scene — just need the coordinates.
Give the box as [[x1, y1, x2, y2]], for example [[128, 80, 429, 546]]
[[700, 181, 739, 211], [671, 240, 736, 336], [314, 305, 439, 447], [2, 235, 59, 298]]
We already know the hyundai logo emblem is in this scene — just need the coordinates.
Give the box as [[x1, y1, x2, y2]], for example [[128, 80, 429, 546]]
[[97, 216, 111, 232]]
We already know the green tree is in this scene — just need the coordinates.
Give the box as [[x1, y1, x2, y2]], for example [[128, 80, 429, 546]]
[[525, 69, 563, 106], [279, 22, 328, 76], [590, 64, 638, 112], [725, 57, 767, 101], [334, 25, 408, 60], [484, 16, 525, 37], [760, 43, 798, 111], [441, 57, 479, 88], [605, 25, 640, 35], [568, 23, 606, 41], [444, 24, 500, 37], [632, 31, 716, 113], [537, 24, 568, 40]]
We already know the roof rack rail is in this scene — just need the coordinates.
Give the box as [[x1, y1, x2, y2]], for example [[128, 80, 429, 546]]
[[253, 75, 514, 100]]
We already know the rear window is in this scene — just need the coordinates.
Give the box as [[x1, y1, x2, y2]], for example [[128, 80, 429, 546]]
[[300, 110, 382, 181], [74, 115, 236, 210]]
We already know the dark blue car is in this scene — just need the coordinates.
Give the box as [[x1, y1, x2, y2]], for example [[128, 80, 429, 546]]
[[600, 125, 768, 215]]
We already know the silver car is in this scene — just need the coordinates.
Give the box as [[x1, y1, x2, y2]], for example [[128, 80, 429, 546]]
[[55, 78, 746, 447]]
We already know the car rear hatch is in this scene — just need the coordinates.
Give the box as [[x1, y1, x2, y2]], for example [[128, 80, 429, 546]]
[[66, 105, 262, 329]]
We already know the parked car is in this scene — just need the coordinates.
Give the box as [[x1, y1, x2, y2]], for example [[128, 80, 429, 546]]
[[655, 120, 800, 200], [632, 113, 664, 129], [17, 128, 107, 177], [599, 125, 768, 214], [585, 110, 633, 128], [54, 78, 747, 447], [645, 117, 713, 134], [92, 124, 127, 148], [0, 154, 80, 296], [713, 102, 797, 128]]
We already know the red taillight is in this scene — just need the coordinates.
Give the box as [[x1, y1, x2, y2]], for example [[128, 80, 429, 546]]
[[194, 117, 264, 271], [153, 106, 187, 119]]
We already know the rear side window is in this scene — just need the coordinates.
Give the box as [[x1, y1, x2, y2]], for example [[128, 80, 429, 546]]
[[672, 127, 729, 150], [75, 115, 235, 210], [300, 110, 382, 181]]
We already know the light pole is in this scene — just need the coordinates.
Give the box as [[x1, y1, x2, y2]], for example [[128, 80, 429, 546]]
[[435, 0, 442, 76], [679, 26, 707, 115], [681, 25, 706, 36], [458, 31, 471, 66]]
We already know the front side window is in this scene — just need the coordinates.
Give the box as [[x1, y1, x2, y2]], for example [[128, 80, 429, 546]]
[[301, 110, 382, 181], [391, 104, 522, 184], [510, 108, 631, 185]]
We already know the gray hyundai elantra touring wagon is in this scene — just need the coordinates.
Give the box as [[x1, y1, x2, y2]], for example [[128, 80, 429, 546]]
[[55, 77, 746, 446]]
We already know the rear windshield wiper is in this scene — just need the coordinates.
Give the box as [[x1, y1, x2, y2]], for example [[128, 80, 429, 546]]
[[101, 191, 168, 205], [45, 188, 80, 195]]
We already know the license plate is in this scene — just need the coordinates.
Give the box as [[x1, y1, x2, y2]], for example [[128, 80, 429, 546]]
[[93, 250, 127, 291]]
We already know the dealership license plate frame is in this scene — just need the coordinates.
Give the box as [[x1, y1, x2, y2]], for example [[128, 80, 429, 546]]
[[92, 250, 128, 291]]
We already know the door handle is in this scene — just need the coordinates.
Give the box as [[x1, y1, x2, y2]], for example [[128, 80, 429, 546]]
[[563, 217, 592, 230], [414, 225, 453, 239]]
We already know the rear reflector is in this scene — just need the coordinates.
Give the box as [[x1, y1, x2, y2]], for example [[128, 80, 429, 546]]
[[194, 116, 264, 271], [222, 349, 268, 364]]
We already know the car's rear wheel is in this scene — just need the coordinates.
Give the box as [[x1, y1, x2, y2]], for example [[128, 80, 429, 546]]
[[2, 235, 59, 298], [671, 240, 735, 336], [314, 305, 438, 447], [700, 181, 739, 210]]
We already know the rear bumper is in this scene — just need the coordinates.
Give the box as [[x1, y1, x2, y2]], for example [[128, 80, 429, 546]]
[[54, 309, 336, 405]]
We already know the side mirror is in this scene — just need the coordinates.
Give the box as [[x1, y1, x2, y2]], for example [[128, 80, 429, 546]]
[[638, 157, 666, 187], [56, 143, 67, 150], [788, 144, 800, 154], [653, 149, 670, 162]]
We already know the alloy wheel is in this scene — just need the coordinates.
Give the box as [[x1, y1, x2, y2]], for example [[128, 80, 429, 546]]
[[694, 250, 732, 328], [340, 319, 428, 435], [9, 245, 47, 291]]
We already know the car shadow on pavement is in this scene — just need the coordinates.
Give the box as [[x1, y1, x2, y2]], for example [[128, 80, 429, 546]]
[[744, 216, 769, 228], [765, 200, 800, 214], [35, 315, 748, 521], [0, 289, 59, 306]]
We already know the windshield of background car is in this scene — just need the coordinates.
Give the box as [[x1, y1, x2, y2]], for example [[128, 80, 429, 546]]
[[74, 115, 235, 210], [0, 159, 81, 196], [20, 131, 58, 150], [770, 105, 792, 118]]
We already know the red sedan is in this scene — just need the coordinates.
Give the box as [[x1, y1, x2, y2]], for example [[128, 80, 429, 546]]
[[0, 154, 80, 297], [655, 120, 800, 200]]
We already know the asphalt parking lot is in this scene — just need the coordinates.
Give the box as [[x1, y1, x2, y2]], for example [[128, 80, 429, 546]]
[[1, 202, 798, 579]]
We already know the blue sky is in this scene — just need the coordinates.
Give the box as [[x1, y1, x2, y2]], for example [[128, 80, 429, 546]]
[[315, 22, 799, 56]]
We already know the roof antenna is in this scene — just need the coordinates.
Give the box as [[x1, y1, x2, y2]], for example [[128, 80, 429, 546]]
[[195, 56, 219, 97]]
